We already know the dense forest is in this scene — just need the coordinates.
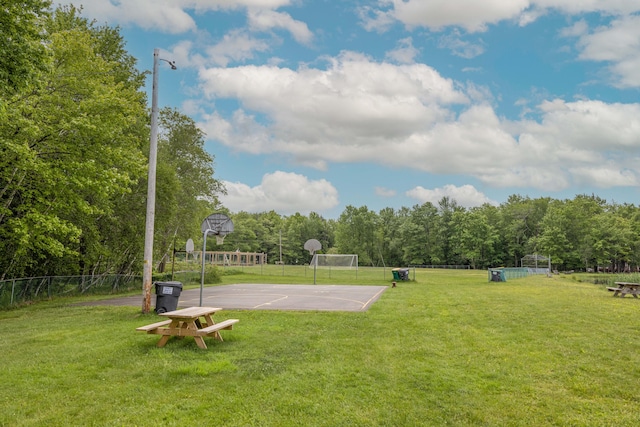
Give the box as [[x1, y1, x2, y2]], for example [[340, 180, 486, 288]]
[[217, 195, 640, 272], [2, 3, 638, 280]]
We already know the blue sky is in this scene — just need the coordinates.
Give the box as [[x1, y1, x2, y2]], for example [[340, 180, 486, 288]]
[[63, 1, 640, 218]]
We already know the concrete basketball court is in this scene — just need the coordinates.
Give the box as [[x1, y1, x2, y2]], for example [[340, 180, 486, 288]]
[[86, 284, 388, 312]]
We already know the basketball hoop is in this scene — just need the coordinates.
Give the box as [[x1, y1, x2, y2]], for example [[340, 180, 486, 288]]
[[199, 213, 234, 306]]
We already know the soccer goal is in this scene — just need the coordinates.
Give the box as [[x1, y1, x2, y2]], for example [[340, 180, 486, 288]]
[[310, 254, 358, 270], [520, 254, 551, 275]]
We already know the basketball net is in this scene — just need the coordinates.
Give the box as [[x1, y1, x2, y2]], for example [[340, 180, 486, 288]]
[[215, 235, 225, 245]]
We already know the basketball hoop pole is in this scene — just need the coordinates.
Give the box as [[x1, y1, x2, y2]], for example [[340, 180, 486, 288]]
[[199, 213, 234, 306], [199, 229, 212, 307], [304, 239, 322, 285]]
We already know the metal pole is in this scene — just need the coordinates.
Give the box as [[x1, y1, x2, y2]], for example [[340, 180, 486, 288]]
[[142, 49, 160, 314], [200, 230, 210, 307]]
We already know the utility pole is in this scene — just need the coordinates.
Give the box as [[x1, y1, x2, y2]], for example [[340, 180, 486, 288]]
[[142, 48, 176, 314]]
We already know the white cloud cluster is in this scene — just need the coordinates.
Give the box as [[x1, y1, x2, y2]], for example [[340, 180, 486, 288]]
[[362, 0, 640, 88], [70, 1, 640, 91], [362, 0, 640, 33], [60, 0, 640, 212], [247, 9, 313, 45], [74, 0, 197, 33], [197, 52, 640, 197], [220, 171, 339, 215], [198, 52, 468, 169]]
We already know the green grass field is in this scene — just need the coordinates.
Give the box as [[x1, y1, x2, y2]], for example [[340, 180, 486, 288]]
[[2, 269, 639, 426]]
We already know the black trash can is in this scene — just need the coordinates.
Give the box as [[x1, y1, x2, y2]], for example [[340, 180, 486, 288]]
[[154, 281, 183, 313], [488, 269, 506, 282]]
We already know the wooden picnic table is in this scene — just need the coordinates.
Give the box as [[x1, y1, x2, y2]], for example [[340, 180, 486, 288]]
[[608, 282, 640, 298], [136, 306, 239, 349]]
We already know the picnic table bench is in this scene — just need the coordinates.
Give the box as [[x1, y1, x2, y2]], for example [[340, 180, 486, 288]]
[[608, 282, 640, 298], [136, 306, 239, 349]]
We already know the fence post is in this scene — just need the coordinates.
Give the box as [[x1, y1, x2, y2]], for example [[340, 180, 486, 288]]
[[11, 279, 16, 305]]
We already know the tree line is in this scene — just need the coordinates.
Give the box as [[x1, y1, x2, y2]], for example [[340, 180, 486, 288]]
[[1, 4, 223, 280], [217, 195, 640, 272], [2, 4, 638, 280]]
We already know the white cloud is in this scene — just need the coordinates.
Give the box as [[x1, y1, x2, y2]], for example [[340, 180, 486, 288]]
[[385, 37, 420, 64], [379, 0, 531, 33], [559, 20, 589, 38], [247, 9, 313, 45], [364, 0, 640, 33], [375, 187, 397, 197], [406, 184, 497, 208], [574, 15, 640, 88], [220, 171, 339, 214], [74, 0, 197, 33], [533, 0, 640, 15], [205, 29, 272, 66], [63, 0, 640, 37], [198, 51, 468, 165], [57, 0, 294, 34], [196, 51, 640, 192], [569, 165, 638, 188], [357, 6, 396, 33], [437, 31, 485, 58], [533, 99, 640, 151]]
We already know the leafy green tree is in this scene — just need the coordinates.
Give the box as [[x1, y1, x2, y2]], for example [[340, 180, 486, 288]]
[[0, 0, 50, 98], [154, 107, 224, 267], [376, 207, 405, 267], [0, 8, 149, 279], [218, 212, 262, 254], [589, 213, 635, 271], [533, 201, 573, 269], [611, 203, 640, 269], [435, 197, 465, 264], [499, 195, 550, 267], [563, 195, 606, 270], [399, 203, 439, 265], [450, 207, 499, 269], [334, 205, 378, 266], [254, 211, 285, 264], [282, 213, 311, 264]]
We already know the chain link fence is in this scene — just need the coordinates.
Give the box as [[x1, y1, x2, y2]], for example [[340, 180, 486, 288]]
[[2, 265, 477, 308], [0, 274, 140, 308]]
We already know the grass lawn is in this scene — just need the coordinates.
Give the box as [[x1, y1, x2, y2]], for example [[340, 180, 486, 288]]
[[1, 270, 639, 426]]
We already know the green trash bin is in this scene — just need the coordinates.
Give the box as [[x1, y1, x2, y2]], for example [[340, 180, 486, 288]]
[[392, 269, 400, 280]]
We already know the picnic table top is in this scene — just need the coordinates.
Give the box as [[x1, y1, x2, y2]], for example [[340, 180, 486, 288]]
[[614, 282, 640, 286], [158, 306, 222, 319]]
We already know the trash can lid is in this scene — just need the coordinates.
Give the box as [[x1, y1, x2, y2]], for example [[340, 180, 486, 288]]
[[154, 281, 183, 287]]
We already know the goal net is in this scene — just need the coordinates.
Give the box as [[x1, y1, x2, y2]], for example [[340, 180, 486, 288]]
[[310, 254, 358, 270], [520, 254, 551, 275]]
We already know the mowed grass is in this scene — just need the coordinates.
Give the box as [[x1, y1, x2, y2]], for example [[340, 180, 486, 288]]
[[2, 270, 640, 426]]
